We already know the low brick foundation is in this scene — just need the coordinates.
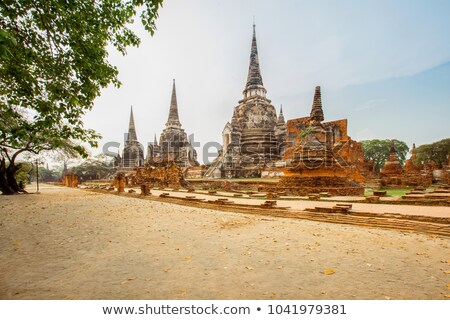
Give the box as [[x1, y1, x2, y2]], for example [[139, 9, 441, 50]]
[[278, 176, 364, 196]]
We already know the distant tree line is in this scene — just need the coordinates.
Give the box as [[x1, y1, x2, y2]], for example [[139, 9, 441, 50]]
[[360, 138, 450, 172], [414, 138, 450, 167], [11, 156, 116, 188], [360, 139, 409, 172], [70, 158, 116, 182]]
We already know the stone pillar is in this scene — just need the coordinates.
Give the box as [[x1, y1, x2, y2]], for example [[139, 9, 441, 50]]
[[65, 174, 77, 187], [72, 175, 79, 188], [140, 184, 151, 195], [117, 174, 125, 193]]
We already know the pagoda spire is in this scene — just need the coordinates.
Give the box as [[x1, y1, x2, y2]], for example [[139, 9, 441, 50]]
[[277, 104, 285, 125], [231, 107, 241, 129], [310, 86, 324, 124], [243, 24, 266, 97], [389, 141, 396, 155], [127, 105, 138, 141], [166, 79, 181, 127]]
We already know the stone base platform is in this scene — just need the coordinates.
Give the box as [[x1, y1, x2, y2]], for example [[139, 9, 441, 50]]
[[277, 176, 364, 196]]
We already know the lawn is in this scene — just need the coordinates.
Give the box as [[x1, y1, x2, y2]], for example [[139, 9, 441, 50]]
[[364, 188, 412, 197]]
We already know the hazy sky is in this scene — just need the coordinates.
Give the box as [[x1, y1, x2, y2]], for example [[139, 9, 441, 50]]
[[84, 0, 450, 164]]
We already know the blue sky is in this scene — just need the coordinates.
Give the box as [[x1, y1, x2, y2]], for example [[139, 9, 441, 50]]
[[85, 0, 450, 164]]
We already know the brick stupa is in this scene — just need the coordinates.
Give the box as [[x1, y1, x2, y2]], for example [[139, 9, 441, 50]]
[[401, 143, 433, 187], [277, 86, 364, 196], [380, 142, 403, 176], [403, 143, 421, 173]]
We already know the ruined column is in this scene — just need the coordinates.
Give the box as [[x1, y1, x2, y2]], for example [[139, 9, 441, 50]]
[[140, 184, 151, 195], [117, 173, 125, 193], [73, 175, 79, 188]]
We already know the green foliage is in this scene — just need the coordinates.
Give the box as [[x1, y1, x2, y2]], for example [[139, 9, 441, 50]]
[[70, 157, 115, 181], [360, 139, 409, 172], [364, 188, 412, 197], [38, 167, 60, 182], [415, 138, 450, 167], [300, 124, 314, 138], [14, 161, 33, 185], [0, 0, 163, 194], [0, 29, 17, 58]]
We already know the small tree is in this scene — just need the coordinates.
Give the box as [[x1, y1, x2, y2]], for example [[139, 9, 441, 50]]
[[360, 139, 409, 172]]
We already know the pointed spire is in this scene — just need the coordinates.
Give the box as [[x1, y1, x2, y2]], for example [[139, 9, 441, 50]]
[[166, 79, 181, 127], [243, 24, 266, 96], [231, 107, 241, 129], [127, 105, 138, 141], [389, 141, 396, 155], [410, 143, 416, 157], [154, 134, 158, 146], [310, 86, 324, 124], [277, 104, 285, 125]]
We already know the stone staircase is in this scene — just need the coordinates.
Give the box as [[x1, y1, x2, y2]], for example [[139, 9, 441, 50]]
[[203, 154, 224, 179]]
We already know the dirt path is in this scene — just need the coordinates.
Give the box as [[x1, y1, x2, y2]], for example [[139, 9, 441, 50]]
[[144, 188, 450, 218], [1, 185, 449, 299]]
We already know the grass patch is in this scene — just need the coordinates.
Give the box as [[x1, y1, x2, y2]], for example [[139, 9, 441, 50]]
[[364, 188, 412, 197]]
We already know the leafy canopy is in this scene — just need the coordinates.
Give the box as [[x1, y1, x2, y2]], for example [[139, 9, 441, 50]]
[[360, 139, 409, 172], [0, 0, 163, 158], [414, 138, 450, 167], [69, 155, 116, 181]]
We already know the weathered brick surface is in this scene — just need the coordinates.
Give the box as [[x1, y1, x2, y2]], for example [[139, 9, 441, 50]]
[[131, 163, 190, 189], [278, 176, 364, 196], [278, 86, 364, 196], [63, 173, 79, 188]]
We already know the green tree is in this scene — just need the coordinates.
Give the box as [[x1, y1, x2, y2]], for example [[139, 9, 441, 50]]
[[14, 161, 33, 186], [415, 138, 450, 167], [38, 167, 60, 182], [70, 156, 116, 182], [360, 139, 409, 172], [0, 0, 163, 194]]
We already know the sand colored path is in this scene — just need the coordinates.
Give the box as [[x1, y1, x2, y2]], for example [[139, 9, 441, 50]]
[[144, 188, 450, 218], [1, 185, 449, 299]]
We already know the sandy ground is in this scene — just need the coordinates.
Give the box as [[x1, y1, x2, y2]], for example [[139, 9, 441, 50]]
[[0, 185, 449, 300]]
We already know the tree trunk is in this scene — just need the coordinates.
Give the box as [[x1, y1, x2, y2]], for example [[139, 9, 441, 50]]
[[6, 162, 26, 193], [0, 158, 16, 195]]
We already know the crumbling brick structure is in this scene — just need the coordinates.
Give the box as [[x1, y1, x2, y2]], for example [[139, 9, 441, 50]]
[[380, 143, 433, 187], [132, 162, 190, 189], [63, 173, 79, 188], [278, 86, 365, 196]]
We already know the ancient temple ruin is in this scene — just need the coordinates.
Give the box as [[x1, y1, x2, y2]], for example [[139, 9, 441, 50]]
[[278, 86, 366, 196], [403, 144, 420, 174], [121, 106, 145, 169], [147, 80, 199, 167], [382, 143, 433, 187], [380, 142, 404, 176], [205, 25, 286, 178]]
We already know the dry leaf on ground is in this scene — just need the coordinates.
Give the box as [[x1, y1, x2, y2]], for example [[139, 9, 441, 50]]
[[323, 269, 335, 275]]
